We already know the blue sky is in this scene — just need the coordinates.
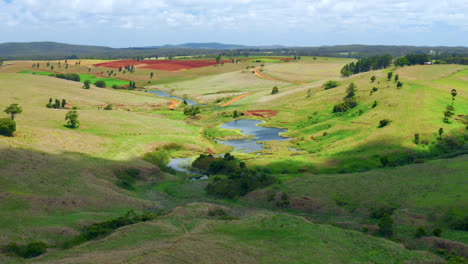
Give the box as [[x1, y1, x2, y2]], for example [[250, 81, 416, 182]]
[[0, 0, 467, 47]]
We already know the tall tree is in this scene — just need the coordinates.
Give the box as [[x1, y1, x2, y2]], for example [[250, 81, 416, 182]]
[[65, 111, 80, 128], [394, 74, 399, 82], [4, 104, 22, 120], [451, 89, 457, 107], [387, 72, 393, 81]]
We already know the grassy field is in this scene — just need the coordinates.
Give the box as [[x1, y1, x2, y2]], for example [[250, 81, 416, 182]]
[[0, 58, 467, 263]]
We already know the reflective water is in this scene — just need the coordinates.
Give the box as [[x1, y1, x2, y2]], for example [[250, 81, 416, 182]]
[[217, 119, 290, 153], [148, 90, 198, 105]]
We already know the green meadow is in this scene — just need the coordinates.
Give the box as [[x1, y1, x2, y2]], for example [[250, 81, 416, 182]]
[[0, 56, 467, 263]]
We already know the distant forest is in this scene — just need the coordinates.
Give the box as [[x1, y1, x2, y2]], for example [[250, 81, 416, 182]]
[[0, 42, 467, 60]]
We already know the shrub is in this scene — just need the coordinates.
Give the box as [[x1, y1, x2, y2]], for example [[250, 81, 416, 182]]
[[450, 217, 468, 231], [414, 226, 428, 238], [104, 104, 113, 110], [380, 156, 389, 167], [379, 119, 391, 128], [183, 106, 201, 116], [372, 101, 378, 108], [370, 206, 395, 219], [432, 227, 442, 237], [112, 84, 119, 89], [5, 241, 47, 258], [271, 86, 279, 94], [414, 133, 420, 144], [333, 98, 357, 113], [94, 80, 106, 88], [115, 168, 140, 190], [0, 118, 16, 137], [378, 214, 394, 237], [323, 80, 340, 90]]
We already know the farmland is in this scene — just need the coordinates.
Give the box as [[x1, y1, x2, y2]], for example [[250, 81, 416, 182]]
[[0, 55, 467, 263]]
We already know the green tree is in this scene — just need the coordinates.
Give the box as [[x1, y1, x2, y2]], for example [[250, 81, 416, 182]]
[[83, 80, 91, 89], [344, 83, 356, 99], [414, 133, 420, 144], [394, 74, 399, 82], [4, 103, 22, 120], [395, 57, 410, 66], [150, 72, 154, 78], [216, 55, 221, 64], [371, 76, 376, 82], [387, 72, 393, 81], [54, 99, 60, 109], [0, 118, 16, 137], [65, 111, 80, 128], [61, 99, 66, 108], [94, 80, 106, 88], [271, 86, 279, 94], [323, 80, 340, 90], [396, 81, 403, 88], [451, 89, 457, 107], [443, 105, 455, 123], [438, 128, 444, 139], [378, 214, 394, 237]]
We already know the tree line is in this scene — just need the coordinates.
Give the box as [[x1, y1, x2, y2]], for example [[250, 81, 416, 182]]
[[340, 54, 393, 77]]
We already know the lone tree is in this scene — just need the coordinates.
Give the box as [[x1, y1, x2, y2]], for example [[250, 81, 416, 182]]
[[387, 72, 393, 81], [451, 89, 457, 107], [65, 110, 80, 128], [4, 104, 22, 120], [394, 74, 399, 82], [371, 76, 376, 83], [443, 105, 455, 123], [438, 128, 444, 139], [83, 80, 91, 89], [150, 72, 154, 78], [271, 86, 279, 94]]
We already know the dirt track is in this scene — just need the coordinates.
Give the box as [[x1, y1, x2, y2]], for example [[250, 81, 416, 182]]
[[168, 100, 179, 109], [253, 68, 306, 85], [221, 92, 255, 107]]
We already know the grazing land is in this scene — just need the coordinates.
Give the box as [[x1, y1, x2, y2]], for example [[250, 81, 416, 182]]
[[0, 55, 467, 263]]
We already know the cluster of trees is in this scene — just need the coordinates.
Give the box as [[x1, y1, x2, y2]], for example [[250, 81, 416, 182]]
[[340, 54, 393, 77], [5, 241, 47, 259], [106, 69, 116, 77], [333, 83, 358, 113], [128, 81, 137, 89], [395, 54, 430, 66], [32, 63, 40, 68], [119, 65, 135, 73], [46, 98, 66, 109], [183, 106, 201, 116], [54, 73, 80, 82], [435, 57, 468, 65], [193, 153, 277, 198]]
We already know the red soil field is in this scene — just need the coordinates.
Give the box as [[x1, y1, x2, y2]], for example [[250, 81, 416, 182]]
[[244, 110, 278, 118], [93, 59, 231, 71]]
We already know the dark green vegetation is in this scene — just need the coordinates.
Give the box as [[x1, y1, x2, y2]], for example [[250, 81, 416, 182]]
[[5, 242, 47, 259], [322, 80, 340, 90], [340, 54, 393, 76], [332, 82, 357, 112], [64, 110, 79, 128], [0, 118, 15, 136]]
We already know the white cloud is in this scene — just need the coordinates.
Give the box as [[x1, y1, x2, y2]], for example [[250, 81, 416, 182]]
[[0, 0, 467, 46]]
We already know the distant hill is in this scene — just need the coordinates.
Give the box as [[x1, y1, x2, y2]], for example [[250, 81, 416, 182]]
[[0, 41, 467, 60]]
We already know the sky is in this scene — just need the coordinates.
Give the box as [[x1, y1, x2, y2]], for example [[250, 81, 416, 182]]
[[0, 0, 467, 48]]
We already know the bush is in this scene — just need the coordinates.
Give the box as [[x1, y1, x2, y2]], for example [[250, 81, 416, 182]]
[[94, 80, 106, 88], [323, 80, 340, 90], [0, 118, 16, 137], [379, 119, 391, 128], [372, 101, 378, 108], [414, 133, 420, 144], [450, 217, 468, 231], [380, 156, 389, 167], [183, 106, 201, 116], [414, 226, 428, 238], [208, 208, 227, 217], [5, 241, 47, 258], [115, 168, 140, 190], [378, 214, 394, 237], [432, 227, 442, 237], [333, 98, 357, 113], [55, 73, 80, 82], [370, 206, 395, 219], [271, 86, 279, 94], [104, 104, 113, 110], [112, 84, 119, 89]]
